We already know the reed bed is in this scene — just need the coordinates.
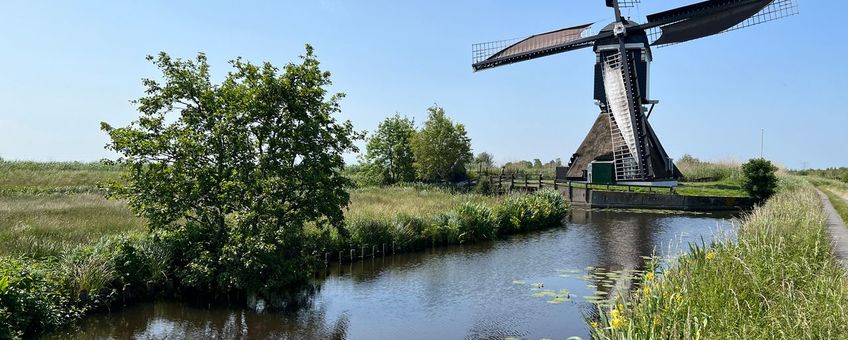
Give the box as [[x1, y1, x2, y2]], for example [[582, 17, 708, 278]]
[[590, 177, 848, 338], [676, 157, 741, 182]]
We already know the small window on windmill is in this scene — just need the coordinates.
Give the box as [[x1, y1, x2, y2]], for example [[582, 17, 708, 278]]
[[588, 161, 616, 185]]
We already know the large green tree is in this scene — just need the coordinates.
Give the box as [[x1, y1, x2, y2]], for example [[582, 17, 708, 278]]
[[411, 105, 472, 182], [362, 114, 416, 184], [101, 46, 359, 297]]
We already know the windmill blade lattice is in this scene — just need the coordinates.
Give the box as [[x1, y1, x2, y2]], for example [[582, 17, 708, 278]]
[[646, 0, 798, 47]]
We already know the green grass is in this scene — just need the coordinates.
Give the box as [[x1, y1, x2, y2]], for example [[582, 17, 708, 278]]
[[676, 156, 742, 182], [346, 185, 498, 220], [0, 161, 123, 195], [806, 175, 848, 223], [0, 194, 145, 258], [590, 176, 848, 338]]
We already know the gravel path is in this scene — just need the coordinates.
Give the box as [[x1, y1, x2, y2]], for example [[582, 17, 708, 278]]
[[817, 189, 848, 270]]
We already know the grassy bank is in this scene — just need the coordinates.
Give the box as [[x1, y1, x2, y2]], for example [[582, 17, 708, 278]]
[[806, 176, 848, 223], [591, 177, 848, 338], [0, 161, 569, 338]]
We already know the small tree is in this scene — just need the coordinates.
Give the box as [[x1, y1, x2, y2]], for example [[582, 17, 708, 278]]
[[362, 114, 416, 184], [741, 158, 778, 203], [474, 152, 495, 168], [411, 105, 472, 182], [101, 46, 359, 297]]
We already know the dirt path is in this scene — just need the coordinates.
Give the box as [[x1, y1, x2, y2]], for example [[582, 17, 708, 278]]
[[817, 189, 848, 270]]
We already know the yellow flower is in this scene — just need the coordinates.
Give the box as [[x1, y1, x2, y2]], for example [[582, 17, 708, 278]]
[[611, 317, 624, 329], [676, 294, 683, 304], [645, 272, 655, 281], [617, 303, 625, 311], [705, 251, 716, 261], [591, 321, 599, 328], [643, 286, 650, 296], [653, 316, 661, 326], [611, 309, 621, 318]]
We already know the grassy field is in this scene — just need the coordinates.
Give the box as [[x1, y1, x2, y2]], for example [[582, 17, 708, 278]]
[[0, 161, 547, 259], [591, 176, 848, 338], [0, 161, 143, 258]]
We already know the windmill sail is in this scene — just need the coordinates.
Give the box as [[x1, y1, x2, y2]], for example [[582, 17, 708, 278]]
[[602, 52, 645, 180], [472, 23, 600, 71], [644, 0, 798, 46]]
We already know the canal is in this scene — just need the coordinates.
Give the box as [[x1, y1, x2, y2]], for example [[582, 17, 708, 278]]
[[52, 209, 735, 339]]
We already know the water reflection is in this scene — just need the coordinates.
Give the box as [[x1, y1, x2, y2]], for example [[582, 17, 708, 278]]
[[53, 209, 734, 340]]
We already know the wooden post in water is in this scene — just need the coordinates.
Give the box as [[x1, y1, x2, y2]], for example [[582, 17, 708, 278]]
[[392, 241, 396, 254], [324, 252, 329, 265], [350, 249, 355, 262], [339, 251, 343, 263], [382, 243, 386, 256], [372, 245, 376, 258]]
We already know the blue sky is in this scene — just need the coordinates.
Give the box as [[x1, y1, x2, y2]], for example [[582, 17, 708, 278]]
[[0, 1, 845, 169]]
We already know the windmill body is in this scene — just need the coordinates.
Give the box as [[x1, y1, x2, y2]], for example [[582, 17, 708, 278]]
[[471, 0, 797, 184]]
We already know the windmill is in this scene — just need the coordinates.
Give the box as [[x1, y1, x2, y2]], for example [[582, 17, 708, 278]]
[[472, 0, 797, 184]]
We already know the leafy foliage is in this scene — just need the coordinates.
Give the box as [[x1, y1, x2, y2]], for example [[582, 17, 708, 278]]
[[451, 202, 495, 243], [0, 259, 77, 339], [362, 114, 416, 185], [101, 46, 359, 296], [494, 190, 568, 234], [741, 158, 778, 203], [411, 106, 472, 182]]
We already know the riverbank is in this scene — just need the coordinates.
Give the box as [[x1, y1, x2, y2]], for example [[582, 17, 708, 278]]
[[0, 161, 568, 338], [591, 177, 848, 338]]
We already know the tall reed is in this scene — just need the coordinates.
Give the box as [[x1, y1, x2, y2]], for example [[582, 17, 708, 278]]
[[591, 177, 848, 338]]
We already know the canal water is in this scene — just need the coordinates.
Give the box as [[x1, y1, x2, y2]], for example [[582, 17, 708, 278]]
[[54, 209, 735, 339]]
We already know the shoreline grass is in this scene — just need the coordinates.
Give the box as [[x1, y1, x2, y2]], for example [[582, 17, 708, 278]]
[[590, 177, 848, 338]]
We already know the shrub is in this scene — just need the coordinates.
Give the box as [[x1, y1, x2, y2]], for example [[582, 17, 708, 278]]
[[451, 202, 496, 243], [346, 217, 393, 248], [741, 158, 778, 203], [0, 259, 77, 339], [391, 214, 428, 248], [473, 177, 493, 195], [494, 190, 567, 234]]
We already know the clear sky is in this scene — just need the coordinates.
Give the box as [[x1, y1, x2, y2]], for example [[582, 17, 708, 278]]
[[1, 1, 845, 169]]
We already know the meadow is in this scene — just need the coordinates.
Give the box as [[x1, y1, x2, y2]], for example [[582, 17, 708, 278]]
[[591, 176, 848, 338]]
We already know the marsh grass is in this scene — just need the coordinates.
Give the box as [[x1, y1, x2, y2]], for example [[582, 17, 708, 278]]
[[0, 161, 122, 194], [0, 194, 145, 258], [591, 177, 848, 338], [676, 157, 741, 182]]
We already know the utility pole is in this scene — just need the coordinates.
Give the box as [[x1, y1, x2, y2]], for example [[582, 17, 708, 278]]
[[760, 128, 764, 159]]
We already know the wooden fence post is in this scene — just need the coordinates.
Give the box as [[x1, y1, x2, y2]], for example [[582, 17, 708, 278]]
[[538, 174, 543, 189], [510, 174, 515, 191]]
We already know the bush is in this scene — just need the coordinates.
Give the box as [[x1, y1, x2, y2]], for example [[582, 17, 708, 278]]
[[0, 259, 77, 339], [346, 217, 394, 248], [494, 190, 568, 234], [451, 202, 496, 243], [741, 158, 778, 203], [473, 177, 493, 195]]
